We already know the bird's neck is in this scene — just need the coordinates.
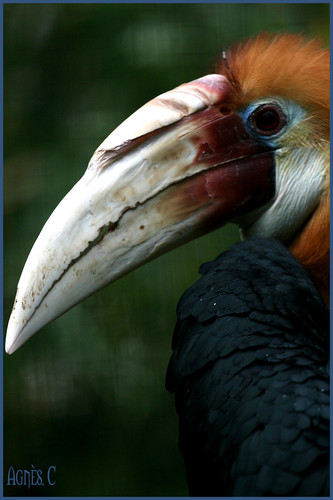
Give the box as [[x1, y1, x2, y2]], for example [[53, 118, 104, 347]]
[[290, 187, 330, 307]]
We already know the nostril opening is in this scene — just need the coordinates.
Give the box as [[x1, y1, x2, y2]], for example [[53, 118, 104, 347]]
[[220, 107, 231, 115]]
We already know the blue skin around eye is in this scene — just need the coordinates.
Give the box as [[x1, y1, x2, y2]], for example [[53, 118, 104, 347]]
[[240, 98, 305, 148]]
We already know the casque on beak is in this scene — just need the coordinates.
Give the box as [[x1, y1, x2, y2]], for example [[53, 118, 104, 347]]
[[6, 74, 275, 354]]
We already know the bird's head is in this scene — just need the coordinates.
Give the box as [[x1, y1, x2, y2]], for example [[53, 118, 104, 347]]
[[220, 33, 329, 296], [6, 33, 329, 354]]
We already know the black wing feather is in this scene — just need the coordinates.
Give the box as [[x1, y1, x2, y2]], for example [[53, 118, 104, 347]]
[[166, 238, 329, 496]]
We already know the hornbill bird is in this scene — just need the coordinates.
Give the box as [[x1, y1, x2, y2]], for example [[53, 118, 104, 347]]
[[6, 34, 329, 496]]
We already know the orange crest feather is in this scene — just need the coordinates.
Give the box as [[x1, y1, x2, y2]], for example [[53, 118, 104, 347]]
[[219, 33, 329, 136]]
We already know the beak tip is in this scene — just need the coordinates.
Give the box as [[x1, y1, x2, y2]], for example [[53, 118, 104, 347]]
[[5, 337, 15, 355], [5, 328, 17, 355], [5, 315, 25, 355], [5, 332, 27, 355]]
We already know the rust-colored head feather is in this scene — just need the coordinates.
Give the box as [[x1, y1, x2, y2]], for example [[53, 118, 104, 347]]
[[219, 33, 329, 136], [291, 187, 330, 304]]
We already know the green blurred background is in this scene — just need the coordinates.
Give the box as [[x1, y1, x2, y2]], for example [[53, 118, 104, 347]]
[[3, 3, 329, 497]]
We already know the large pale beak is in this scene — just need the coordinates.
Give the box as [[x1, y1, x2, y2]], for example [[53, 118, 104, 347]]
[[6, 74, 275, 354]]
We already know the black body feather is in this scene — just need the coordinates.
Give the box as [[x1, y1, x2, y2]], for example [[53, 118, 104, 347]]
[[166, 239, 329, 496]]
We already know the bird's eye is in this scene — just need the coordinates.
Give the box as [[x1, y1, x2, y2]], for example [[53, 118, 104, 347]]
[[249, 104, 286, 137]]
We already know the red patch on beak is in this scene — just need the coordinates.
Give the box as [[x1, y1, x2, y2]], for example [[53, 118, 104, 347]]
[[167, 108, 275, 228]]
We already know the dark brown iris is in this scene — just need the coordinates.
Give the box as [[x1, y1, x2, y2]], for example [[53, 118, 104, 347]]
[[249, 104, 286, 136]]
